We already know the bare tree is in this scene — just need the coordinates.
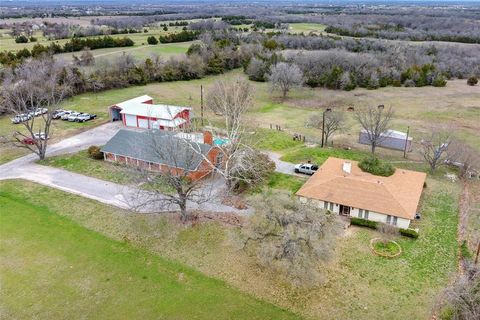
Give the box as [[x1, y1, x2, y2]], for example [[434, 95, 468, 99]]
[[242, 192, 341, 287], [267, 62, 303, 98], [205, 77, 261, 190], [1, 58, 73, 160], [446, 140, 480, 179], [355, 106, 394, 154], [72, 48, 95, 67], [419, 126, 455, 173], [440, 263, 480, 320], [128, 131, 214, 222], [307, 110, 345, 146]]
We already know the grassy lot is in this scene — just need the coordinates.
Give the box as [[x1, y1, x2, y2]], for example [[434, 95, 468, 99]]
[[0, 181, 299, 320], [55, 41, 192, 63], [38, 149, 137, 184], [289, 23, 327, 34], [0, 26, 186, 52], [0, 172, 460, 319], [2, 70, 478, 164]]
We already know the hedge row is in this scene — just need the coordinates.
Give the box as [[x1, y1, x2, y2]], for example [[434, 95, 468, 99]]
[[399, 228, 419, 239], [351, 217, 420, 239], [350, 217, 378, 229]]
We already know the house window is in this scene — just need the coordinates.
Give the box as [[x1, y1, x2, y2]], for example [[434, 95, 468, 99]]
[[329, 202, 334, 211], [364, 210, 369, 219], [324, 202, 328, 209], [359, 209, 363, 218], [386, 215, 391, 224], [392, 216, 398, 226]]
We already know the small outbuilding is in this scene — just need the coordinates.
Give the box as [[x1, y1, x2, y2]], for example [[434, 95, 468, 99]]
[[359, 129, 412, 152], [109, 95, 191, 130]]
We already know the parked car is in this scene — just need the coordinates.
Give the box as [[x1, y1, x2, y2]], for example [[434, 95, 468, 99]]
[[62, 111, 77, 120], [74, 113, 96, 122], [11, 114, 31, 124], [33, 132, 48, 140], [21, 137, 36, 145], [52, 109, 68, 119], [67, 112, 82, 122], [294, 163, 319, 175], [33, 108, 48, 116]]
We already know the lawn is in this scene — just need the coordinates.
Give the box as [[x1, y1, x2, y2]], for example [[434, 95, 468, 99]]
[[0, 172, 460, 319], [0, 180, 299, 320], [38, 149, 138, 184]]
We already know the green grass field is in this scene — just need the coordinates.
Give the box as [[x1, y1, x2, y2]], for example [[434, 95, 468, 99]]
[[0, 180, 299, 320], [0, 26, 187, 52], [0, 174, 460, 320], [289, 23, 327, 34], [1, 70, 478, 165]]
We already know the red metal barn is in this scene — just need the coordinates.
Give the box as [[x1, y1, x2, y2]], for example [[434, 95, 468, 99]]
[[109, 95, 191, 130]]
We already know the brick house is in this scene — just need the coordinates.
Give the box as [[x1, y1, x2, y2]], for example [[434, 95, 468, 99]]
[[296, 157, 426, 229], [101, 130, 220, 181]]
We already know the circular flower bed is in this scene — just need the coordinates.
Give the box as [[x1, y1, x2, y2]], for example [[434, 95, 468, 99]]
[[369, 238, 402, 258]]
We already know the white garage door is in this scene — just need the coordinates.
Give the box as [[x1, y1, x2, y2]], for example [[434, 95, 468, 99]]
[[138, 118, 149, 129], [124, 114, 137, 127]]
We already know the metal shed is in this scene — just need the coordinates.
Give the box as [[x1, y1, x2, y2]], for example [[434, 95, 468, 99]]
[[359, 129, 412, 152]]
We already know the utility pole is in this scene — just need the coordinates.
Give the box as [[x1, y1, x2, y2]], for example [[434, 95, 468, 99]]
[[403, 126, 410, 158], [200, 85, 204, 127]]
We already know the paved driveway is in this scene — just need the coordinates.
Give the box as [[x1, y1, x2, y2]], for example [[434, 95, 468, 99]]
[[0, 122, 252, 214]]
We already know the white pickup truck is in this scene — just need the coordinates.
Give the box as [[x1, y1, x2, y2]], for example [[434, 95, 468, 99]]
[[294, 163, 319, 175]]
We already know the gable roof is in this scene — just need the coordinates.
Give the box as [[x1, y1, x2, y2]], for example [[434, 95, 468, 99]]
[[120, 103, 190, 120], [101, 130, 212, 171], [114, 95, 153, 109], [296, 157, 426, 220]]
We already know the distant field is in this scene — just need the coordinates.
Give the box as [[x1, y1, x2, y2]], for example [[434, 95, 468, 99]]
[[0, 26, 186, 52], [0, 180, 298, 319], [55, 41, 192, 63], [289, 23, 327, 34]]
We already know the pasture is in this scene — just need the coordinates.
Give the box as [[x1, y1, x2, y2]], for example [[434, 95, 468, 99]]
[[0, 180, 299, 320], [0, 172, 460, 319], [1, 69, 479, 165]]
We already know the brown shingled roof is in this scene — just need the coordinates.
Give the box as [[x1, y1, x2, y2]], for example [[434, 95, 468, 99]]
[[296, 157, 426, 220]]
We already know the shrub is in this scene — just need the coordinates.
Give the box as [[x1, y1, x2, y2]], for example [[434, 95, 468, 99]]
[[358, 157, 395, 177], [432, 75, 447, 87], [87, 145, 103, 160], [399, 228, 419, 239], [15, 35, 29, 43], [147, 35, 158, 45], [29, 36, 37, 42], [351, 217, 377, 229], [460, 240, 472, 259], [467, 76, 478, 86]]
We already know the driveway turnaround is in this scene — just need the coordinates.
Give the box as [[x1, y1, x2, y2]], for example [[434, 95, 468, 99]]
[[0, 122, 251, 214]]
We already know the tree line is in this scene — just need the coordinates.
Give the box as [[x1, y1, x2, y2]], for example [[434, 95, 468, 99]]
[[0, 36, 134, 67]]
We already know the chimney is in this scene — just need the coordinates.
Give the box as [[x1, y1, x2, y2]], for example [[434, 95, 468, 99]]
[[203, 131, 213, 145], [342, 161, 351, 174]]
